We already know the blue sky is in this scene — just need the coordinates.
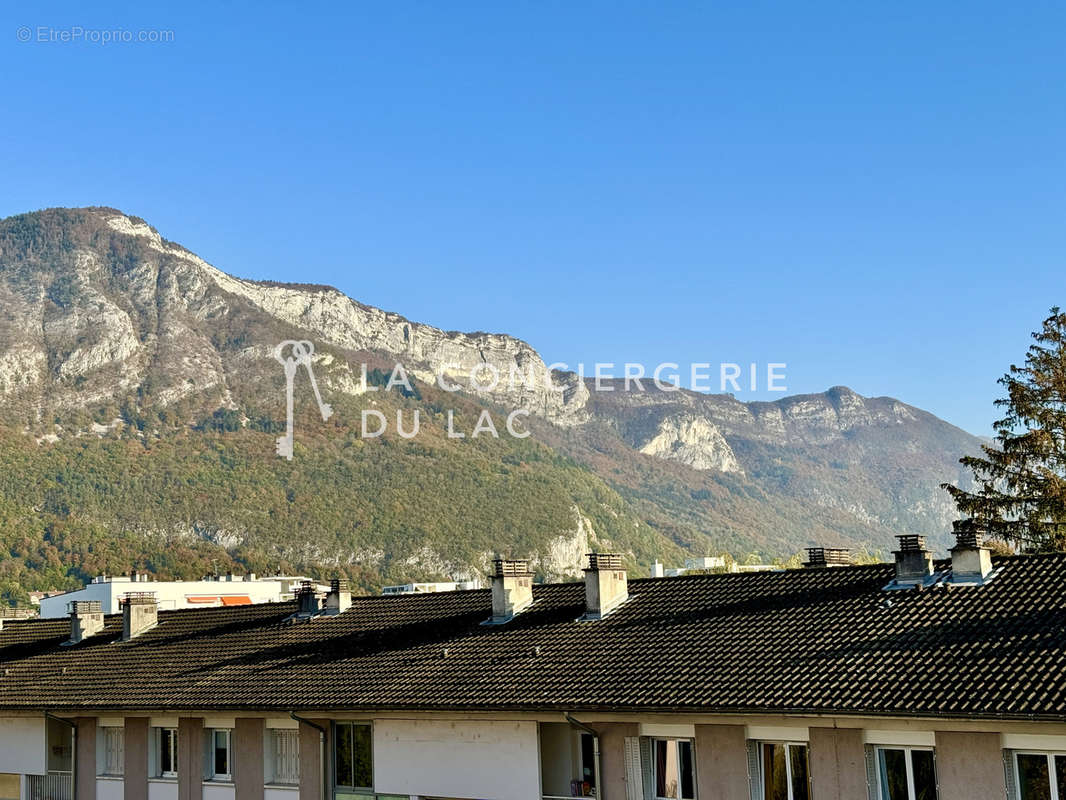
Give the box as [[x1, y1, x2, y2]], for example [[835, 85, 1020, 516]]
[[1, 1, 1063, 435]]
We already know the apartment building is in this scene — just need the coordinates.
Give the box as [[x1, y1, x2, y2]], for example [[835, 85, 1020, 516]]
[[37, 574, 325, 619], [0, 534, 1063, 800], [380, 580, 481, 595], [650, 557, 778, 577]]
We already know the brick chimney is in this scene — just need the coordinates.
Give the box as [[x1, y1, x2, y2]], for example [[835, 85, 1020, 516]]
[[893, 535, 934, 583], [323, 578, 352, 615], [121, 593, 158, 640], [950, 530, 993, 581], [583, 552, 628, 620], [803, 547, 852, 568], [66, 600, 104, 644], [488, 558, 534, 624]]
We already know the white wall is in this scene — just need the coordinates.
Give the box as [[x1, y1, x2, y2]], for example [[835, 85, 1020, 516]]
[[97, 777, 124, 800], [0, 718, 46, 774], [373, 719, 540, 800], [203, 783, 235, 800], [264, 788, 299, 800], [148, 780, 178, 800]]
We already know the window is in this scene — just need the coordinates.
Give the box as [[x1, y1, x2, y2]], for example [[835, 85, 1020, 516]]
[[876, 747, 938, 800], [1015, 752, 1066, 799], [100, 728, 124, 776], [157, 728, 178, 778], [760, 743, 809, 800], [268, 730, 300, 786], [333, 722, 372, 791], [653, 739, 696, 800], [205, 729, 232, 781], [46, 717, 73, 773], [579, 733, 596, 790]]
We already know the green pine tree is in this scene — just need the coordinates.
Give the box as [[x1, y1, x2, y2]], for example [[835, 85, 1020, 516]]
[[944, 307, 1066, 550]]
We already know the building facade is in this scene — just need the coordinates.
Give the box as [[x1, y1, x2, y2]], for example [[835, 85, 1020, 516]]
[[37, 575, 326, 619]]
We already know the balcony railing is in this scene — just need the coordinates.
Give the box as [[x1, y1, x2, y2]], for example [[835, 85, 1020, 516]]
[[26, 772, 72, 800]]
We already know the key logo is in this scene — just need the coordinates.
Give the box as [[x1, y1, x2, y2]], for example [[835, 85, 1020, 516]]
[[274, 340, 333, 460]]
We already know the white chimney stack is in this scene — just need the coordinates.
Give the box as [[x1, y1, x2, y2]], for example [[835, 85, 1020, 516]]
[[487, 559, 534, 624], [583, 552, 628, 620], [950, 531, 993, 582], [323, 578, 352, 615], [67, 600, 104, 644], [121, 593, 158, 640]]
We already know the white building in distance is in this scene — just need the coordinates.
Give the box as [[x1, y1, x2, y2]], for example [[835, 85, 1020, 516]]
[[381, 579, 481, 595], [37, 572, 327, 618], [651, 556, 779, 577]]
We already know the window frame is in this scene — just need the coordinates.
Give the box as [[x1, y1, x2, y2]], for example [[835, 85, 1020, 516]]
[[1013, 750, 1066, 800], [651, 738, 696, 800], [157, 728, 178, 779], [46, 716, 74, 774], [99, 727, 125, 777], [758, 741, 809, 800], [874, 745, 938, 800], [332, 721, 374, 793], [206, 728, 233, 783]]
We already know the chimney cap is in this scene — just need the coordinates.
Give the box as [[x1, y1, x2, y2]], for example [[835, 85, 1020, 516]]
[[492, 558, 533, 577], [120, 592, 157, 606], [68, 600, 102, 615], [952, 530, 985, 550], [585, 552, 624, 571], [804, 547, 852, 567], [330, 578, 350, 593], [895, 534, 928, 553]]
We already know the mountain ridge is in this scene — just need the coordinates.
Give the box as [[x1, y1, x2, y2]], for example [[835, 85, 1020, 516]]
[[0, 207, 981, 603]]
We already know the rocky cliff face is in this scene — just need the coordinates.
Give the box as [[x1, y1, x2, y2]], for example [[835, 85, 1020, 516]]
[[637, 413, 744, 473], [0, 208, 589, 425]]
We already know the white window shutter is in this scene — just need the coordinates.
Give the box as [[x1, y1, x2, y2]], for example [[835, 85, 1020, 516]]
[[865, 745, 879, 800], [624, 737, 644, 800], [1002, 750, 1017, 800], [640, 737, 655, 800], [746, 740, 763, 800]]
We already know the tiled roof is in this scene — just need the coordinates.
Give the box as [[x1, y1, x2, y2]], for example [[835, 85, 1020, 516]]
[[1, 554, 1066, 720]]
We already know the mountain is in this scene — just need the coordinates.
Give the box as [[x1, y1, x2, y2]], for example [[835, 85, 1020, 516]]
[[554, 382, 978, 557], [0, 207, 981, 602]]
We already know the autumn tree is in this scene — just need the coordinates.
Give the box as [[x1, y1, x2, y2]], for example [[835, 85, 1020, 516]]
[[944, 308, 1066, 550]]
